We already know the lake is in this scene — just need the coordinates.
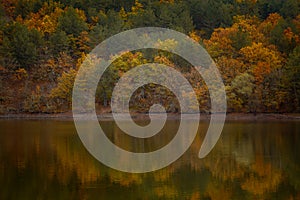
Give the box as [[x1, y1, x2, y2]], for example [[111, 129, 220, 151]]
[[0, 119, 299, 199]]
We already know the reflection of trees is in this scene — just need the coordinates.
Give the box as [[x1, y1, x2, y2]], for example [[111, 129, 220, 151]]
[[50, 131, 101, 184], [241, 157, 282, 197], [0, 120, 299, 199], [205, 179, 233, 200], [0, 120, 89, 199], [198, 122, 299, 199]]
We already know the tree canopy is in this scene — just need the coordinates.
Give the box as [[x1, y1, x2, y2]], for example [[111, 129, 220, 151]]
[[0, 0, 299, 114]]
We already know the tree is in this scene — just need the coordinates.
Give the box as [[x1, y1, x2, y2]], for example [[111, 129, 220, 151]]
[[280, 0, 300, 19], [270, 18, 298, 53], [230, 26, 251, 50], [127, 3, 157, 28], [99, 51, 147, 108], [49, 30, 70, 56], [1, 22, 43, 69], [257, 0, 285, 19], [186, 0, 234, 37], [204, 14, 289, 113], [49, 68, 77, 110], [229, 72, 255, 112], [19, 2, 64, 35], [14, 0, 43, 18], [285, 46, 300, 111], [88, 9, 127, 48], [57, 7, 88, 37], [239, 42, 284, 112], [236, 0, 259, 17], [150, 1, 194, 34], [1, 0, 17, 19]]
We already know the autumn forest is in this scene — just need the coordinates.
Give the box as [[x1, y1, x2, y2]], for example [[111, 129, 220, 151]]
[[0, 0, 300, 114]]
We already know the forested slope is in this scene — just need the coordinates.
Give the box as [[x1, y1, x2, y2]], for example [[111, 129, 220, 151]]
[[0, 0, 299, 114]]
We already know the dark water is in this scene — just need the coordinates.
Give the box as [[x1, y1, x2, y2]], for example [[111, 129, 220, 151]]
[[0, 119, 299, 200]]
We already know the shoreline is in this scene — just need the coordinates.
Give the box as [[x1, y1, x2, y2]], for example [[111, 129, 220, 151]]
[[0, 112, 300, 121]]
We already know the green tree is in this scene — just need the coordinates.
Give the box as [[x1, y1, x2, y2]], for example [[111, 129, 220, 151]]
[[49, 30, 70, 55], [14, 0, 43, 18], [57, 7, 88, 37], [270, 18, 297, 53], [1, 22, 43, 69], [280, 0, 300, 19], [88, 9, 127, 48], [187, 0, 234, 37], [150, 1, 194, 34], [285, 46, 300, 111], [257, 0, 285, 19], [230, 26, 251, 50], [127, 6, 157, 28]]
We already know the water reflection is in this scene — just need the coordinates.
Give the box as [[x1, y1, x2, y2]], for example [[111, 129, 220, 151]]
[[0, 119, 299, 199]]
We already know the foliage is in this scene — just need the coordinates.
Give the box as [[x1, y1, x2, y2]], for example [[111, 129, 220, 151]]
[[1, 22, 43, 69], [57, 6, 88, 37], [0, 0, 299, 113], [49, 68, 77, 110], [285, 46, 300, 111]]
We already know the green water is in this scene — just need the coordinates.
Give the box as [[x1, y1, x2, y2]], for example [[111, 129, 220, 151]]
[[0, 119, 299, 199]]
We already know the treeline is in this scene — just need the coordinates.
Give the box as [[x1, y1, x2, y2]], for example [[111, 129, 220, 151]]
[[0, 0, 299, 114]]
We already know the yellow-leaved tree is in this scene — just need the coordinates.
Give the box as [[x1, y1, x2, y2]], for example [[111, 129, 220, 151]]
[[204, 14, 288, 112]]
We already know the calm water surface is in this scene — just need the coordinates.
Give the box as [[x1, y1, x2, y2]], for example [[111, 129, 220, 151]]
[[0, 119, 299, 199]]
